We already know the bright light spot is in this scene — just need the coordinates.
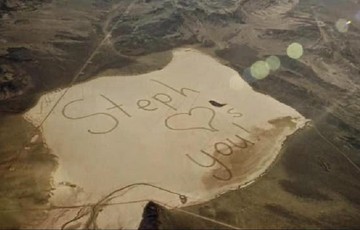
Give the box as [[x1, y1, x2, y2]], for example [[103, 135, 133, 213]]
[[346, 20, 352, 25], [287, 43, 303, 59], [335, 18, 349, 33], [266, 56, 281, 71], [250, 61, 270, 80]]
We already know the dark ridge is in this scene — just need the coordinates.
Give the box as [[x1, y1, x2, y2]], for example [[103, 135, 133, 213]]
[[138, 202, 160, 230]]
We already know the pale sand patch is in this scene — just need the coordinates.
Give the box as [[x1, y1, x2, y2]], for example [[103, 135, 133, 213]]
[[25, 48, 307, 229]]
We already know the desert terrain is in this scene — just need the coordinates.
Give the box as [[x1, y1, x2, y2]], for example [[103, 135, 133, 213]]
[[0, 0, 360, 229]]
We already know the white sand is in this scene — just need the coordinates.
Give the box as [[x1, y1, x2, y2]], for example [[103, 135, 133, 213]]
[[25, 48, 307, 229]]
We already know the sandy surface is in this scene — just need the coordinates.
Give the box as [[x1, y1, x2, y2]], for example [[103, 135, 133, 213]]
[[24, 48, 306, 229]]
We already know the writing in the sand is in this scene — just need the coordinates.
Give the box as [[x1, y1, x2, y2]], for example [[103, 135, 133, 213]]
[[61, 79, 255, 181], [61, 79, 243, 134], [61, 79, 199, 134], [187, 130, 255, 181]]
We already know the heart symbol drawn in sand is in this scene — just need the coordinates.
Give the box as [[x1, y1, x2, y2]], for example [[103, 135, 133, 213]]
[[165, 106, 218, 132]]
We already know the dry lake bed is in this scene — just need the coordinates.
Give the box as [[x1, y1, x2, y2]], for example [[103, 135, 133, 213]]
[[24, 48, 306, 229]]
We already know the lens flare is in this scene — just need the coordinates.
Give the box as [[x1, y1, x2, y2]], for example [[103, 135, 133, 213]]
[[250, 61, 270, 80], [335, 18, 349, 33], [287, 43, 303, 59], [266, 56, 281, 71]]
